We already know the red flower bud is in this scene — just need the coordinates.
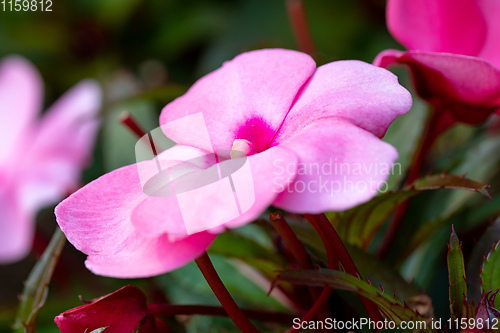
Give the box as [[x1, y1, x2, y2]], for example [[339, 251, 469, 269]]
[[55, 285, 167, 333]]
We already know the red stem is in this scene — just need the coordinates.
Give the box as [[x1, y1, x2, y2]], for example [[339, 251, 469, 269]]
[[270, 213, 314, 270], [378, 110, 456, 258], [194, 252, 260, 333], [285, 0, 317, 57], [285, 287, 332, 333], [270, 213, 329, 320], [147, 304, 293, 325], [304, 214, 384, 323], [119, 111, 147, 138]]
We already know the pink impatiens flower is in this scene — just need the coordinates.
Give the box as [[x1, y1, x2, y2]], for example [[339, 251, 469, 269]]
[[374, 0, 500, 125], [55, 49, 411, 278], [0, 56, 101, 263]]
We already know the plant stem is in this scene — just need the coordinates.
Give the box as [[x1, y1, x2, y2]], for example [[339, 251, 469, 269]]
[[148, 304, 293, 324], [270, 213, 328, 318], [270, 213, 314, 270], [378, 110, 456, 258], [285, 0, 316, 57], [195, 252, 260, 333], [285, 287, 332, 333], [119, 111, 147, 138], [304, 214, 384, 323]]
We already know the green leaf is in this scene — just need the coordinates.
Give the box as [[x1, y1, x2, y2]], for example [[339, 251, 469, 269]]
[[412, 174, 491, 198], [279, 269, 431, 328], [329, 191, 415, 249], [209, 231, 285, 281], [462, 300, 476, 320], [468, 217, 500, 302], [481, 241, 500, 309], [287, 217, 424, 302], [102, 100, 164, 172], [447, 226, 467, 319], [157, 255, 285, 310], [13, 228, 66, 333], [328, 174, 490, 249]]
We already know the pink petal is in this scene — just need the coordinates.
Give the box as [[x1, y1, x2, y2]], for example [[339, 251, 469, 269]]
[[31, 79, 101, 166], [159, 49, 316, 153], [478, 0, 500, 68], [374, 50, 500, 124], [85, 232, 216, 278], [131, 146, 298, 237], [273, 60, 412, 143], [55, 163, 216, 278], [273, 119, 399, 213], [0, 56, 42, 164], [20, 80, 101, 213], [0, 188, 32, 263], [386, 0, 487, 56]]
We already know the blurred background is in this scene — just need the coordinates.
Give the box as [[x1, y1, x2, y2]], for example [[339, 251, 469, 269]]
[[1, 0, 499, 332]]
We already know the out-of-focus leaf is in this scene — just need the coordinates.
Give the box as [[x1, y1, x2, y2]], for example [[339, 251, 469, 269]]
[[329, 191, 414, 249], [463, 300, 476, 320], [328, 174, 490, 249], [412, 174, 491, 197], [156, 255, 285, 310], [279, 269, 432, 329], [287, 217, 423, 302], [151, 3, 228, 61], [401, 216, 449, 260], [468, 218, 500, 303], [481, 241, 500, 309], [102, 85, 188, 115], [102, 101, 161, 171], [13, 228, 66, 333], [447, 227, 467, 320], [96, 0, 142, 28], [209, 231, 285, 281], [383, 91, 427, 188], [400, 194, 500, 270], [439, 133, 500, 217]]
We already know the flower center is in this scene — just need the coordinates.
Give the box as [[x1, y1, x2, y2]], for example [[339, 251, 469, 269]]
[[230, 139, 259, 158]]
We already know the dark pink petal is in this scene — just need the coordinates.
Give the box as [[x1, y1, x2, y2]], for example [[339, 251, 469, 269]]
[[159, 49, 315, 153], [19, 80, 101, 213], [55, 162, 216, 278], [475, 290, 500, 321], [0, 188, 32, 263], [387, 0, 486, 56], [0, 56, 42, 164], [55, 285, 159, 333], [273, 119, 399, 213], [131, 146, 298, 237], [478, 0, 500, 67], [374, 50, 500, 124], [274, 60, 411, 142]]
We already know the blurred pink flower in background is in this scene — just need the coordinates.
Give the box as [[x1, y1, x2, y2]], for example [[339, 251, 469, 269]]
[[55, 48, 411, 278], [0, 56, 101, 264], [374, 0, 500, 125]]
